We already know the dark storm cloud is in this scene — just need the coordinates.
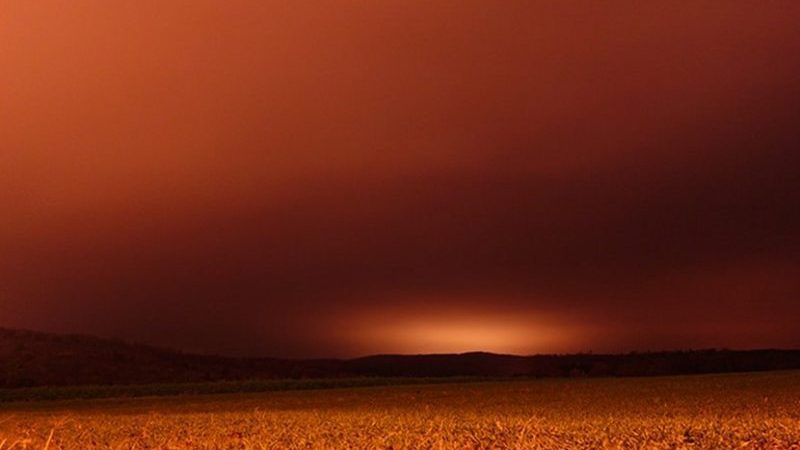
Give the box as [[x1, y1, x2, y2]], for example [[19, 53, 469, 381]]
[[1, 1, 799, 356]]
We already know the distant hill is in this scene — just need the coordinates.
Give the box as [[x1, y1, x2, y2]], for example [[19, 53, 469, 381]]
[[3, 327, 800, 388], [0, 328, 340, 387]]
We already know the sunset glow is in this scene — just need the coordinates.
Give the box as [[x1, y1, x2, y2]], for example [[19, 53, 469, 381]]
[[343, 307, 583, 356], [357, 319, 569, 356], [1, 1, 799, 357]]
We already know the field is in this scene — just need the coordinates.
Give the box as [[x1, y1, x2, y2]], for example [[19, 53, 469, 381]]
[[1, 371, 799, 449]]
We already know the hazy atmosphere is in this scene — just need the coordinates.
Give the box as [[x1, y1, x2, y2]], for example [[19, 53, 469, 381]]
[[2, 1, 799, 357]]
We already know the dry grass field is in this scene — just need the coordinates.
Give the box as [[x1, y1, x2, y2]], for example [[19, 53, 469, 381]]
[[1, 371, 799, 449]]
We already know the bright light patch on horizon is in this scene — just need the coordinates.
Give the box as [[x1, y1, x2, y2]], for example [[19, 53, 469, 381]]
[[344, 306, 583, 356]]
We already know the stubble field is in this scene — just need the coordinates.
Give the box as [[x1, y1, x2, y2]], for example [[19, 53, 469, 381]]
[[1, 371, 799, 449]]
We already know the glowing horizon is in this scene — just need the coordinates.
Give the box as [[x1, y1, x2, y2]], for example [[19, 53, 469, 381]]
[[1, 1, 799, 357]]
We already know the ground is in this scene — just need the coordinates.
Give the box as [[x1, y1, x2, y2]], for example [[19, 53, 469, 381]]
[[1, 371, 800, 449]]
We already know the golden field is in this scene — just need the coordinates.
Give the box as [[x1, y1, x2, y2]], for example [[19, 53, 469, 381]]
[[1, 371, 800, 449]]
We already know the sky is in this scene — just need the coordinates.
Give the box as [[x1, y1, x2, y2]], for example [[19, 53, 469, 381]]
[[1, 1, 799, 357]]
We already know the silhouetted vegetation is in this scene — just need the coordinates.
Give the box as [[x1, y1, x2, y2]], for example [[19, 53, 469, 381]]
[[3, 327, 800, 400]]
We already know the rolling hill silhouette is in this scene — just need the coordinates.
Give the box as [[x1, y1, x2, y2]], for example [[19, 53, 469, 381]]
[[3, 327, 800, 388]]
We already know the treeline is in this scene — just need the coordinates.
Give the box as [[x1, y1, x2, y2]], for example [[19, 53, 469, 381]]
[[2, 327, 800, 389], [344, 350, 800, 378]]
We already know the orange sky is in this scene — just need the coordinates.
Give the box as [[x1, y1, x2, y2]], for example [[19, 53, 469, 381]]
[[1, 1, 799, 357]]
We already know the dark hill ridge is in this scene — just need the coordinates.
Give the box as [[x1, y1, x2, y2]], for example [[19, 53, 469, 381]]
[[0, 328, 340, 387], [3, 327, 800, 388]]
